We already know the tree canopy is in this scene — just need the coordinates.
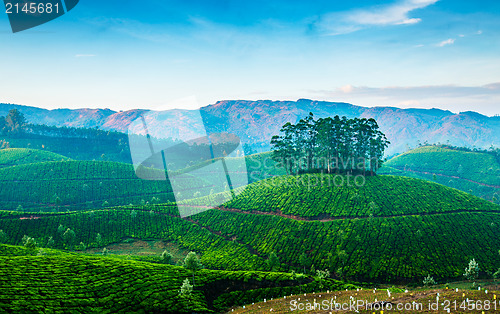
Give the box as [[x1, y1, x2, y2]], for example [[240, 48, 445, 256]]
[[271, 113, 390, 175], [0, 109, 26, 135]]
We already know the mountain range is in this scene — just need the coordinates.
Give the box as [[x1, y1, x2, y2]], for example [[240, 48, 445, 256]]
[[2, 100, 500, 156]]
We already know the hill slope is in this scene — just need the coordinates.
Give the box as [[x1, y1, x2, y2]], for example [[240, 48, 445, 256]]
[[209, 175, 499, 218], [0, 148, 70, 168], [0, 160, 195, 211], [379, 146, 500, 203], [0, 245, 349, 313], [2, 174, 500, 283]]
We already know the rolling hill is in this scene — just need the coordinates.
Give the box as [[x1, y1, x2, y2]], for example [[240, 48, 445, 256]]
[[0, 245, 351, 313], [0, 148, 70, 168], [0, 160, 197, 211], [379, 146, 500, 203], [2, 174, 500, 284]]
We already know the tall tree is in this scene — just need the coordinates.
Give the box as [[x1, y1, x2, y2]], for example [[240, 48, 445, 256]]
[[271, 122, 299, 174], [298, 252, 310, 273], [271, 114, 389, 176], [268, 252, 279, 271], [4, 109, 26, 134], [184, 252, 203, 285], [0, 116, 5, 135], [296, 112, 317, 172]]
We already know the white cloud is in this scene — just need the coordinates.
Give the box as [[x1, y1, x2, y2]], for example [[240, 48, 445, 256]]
[[437, 38, 455, 47], [476, 30, 483, 35], [339, 85, 355, 93], [319, 0, 439, 35]]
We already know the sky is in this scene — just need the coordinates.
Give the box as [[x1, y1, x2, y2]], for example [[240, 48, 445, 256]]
[[0, 0, 500, 115]]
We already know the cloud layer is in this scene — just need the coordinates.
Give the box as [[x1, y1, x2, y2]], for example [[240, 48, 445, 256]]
[[319, 0, 439, 35]]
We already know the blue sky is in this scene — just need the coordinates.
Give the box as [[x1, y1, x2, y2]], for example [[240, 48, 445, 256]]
[[1, 0, 500, 115]]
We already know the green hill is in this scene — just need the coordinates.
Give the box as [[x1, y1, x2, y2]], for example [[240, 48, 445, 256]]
[[0, 148, 70, 168], [379, 145, 500, 203], [2, 174, 500, 283], [0, 245, 351, 313], [0, 151, 282, 212], [176, 151, 286, 184], [0, 160, 203, 211], [218, 174, 500, 217]]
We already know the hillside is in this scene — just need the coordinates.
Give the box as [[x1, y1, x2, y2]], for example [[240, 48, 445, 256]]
[[2, 100, 500, 156], [0, 160, 197, 211], [202, 175, 499, 218], [176, 151, 286, 184], [1, 130, 133, 164], [3, 174, 500, 283], [0, 148, 70, 168], [380, 146, 500, 203], [0, 245, 350, 313]]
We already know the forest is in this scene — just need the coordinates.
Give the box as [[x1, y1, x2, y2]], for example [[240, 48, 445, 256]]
[[270, 113, 390, 176]]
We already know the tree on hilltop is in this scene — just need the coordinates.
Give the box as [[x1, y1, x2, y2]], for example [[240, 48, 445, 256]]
[[271, 113, 389, 175]]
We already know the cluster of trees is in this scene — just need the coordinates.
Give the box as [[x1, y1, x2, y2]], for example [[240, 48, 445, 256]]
[[0, 109, 134, 163], [271, 113, 390, 176], [0, 109, 26, 135]]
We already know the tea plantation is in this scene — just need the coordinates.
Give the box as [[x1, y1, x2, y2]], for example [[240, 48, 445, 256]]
[[0, 244, 352, 313], [379, 146, 500, 202]]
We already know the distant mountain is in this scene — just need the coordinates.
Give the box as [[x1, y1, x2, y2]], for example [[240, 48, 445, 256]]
[[2, 100, 500, 156]]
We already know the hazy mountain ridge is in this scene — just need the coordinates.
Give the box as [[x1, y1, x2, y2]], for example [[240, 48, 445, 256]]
[[1, 100, 499, 155]]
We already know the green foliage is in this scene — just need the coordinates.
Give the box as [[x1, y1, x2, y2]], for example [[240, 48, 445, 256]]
[[46, 236, 54, 248], [0, 160, 184, 211], [160, 250, 173, 264], [184, 252, 203, 272], [0, 117, 139, 163], [192, 202, 500, 282], [3, 169, 500, 284], [1, 109, 25, 135], [381, 145, 500, 202], [493, 268, 500, 279], [299, 253, 310, 273], [315, 269, 330, 289], [267, 252, 279, 271], [62, 228, 76, 248], [22, 235, 36, 249], [0, 229, 7, 243], [464, 258, 480, 281], [0, 148, 70, 169], [96, 233, 102, 246], [77, 242, 87, 251], [221, 174, 499, 218], [0, 208, 268, 271], [423, 275, 437, 286], [0, 244, 350, 313], [271, 114, 389, 175], [179, 278, 193, 297]]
